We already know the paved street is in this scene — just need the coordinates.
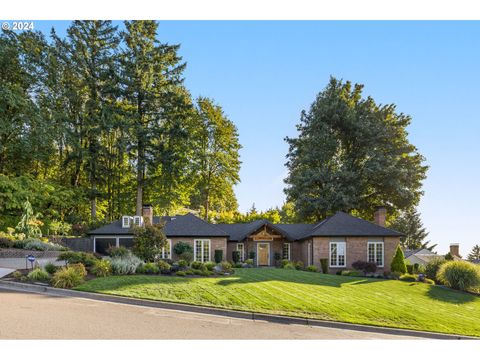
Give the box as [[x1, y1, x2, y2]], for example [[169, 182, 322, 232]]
[[0, 288, 421, 339], [0, 258, 64, 271]]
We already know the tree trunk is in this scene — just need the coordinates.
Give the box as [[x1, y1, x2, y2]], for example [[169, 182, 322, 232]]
[[136, 143, 145, 216]]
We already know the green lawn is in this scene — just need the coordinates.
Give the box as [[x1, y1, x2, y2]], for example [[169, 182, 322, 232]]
[[75, 268, 480, 337]]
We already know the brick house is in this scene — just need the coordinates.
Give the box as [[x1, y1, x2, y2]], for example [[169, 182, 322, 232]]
[[89, 205, 402, 273]]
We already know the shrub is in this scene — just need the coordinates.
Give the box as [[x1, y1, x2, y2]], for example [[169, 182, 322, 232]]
[[107, 246, 130, 258], [204, 261, 216, 271], [22, 240, 66, 251], [422, 278, 435, 285], [417, 264, 426, 274], [437, 261, 480, 291], [280, 259, 290, 268], [27, 268, 50, 282], [444, 252, 454, 261], [143, 262, 159, 274], [295, 261, 304, 270], [12, 270, 22, 280], [413, 263, 420, 273], [44, 262, 58, 275], [320, 258, 328, 274], [219, 261, 233, 273], [232, 250, 240, 264], [306, 265, 318, 272], [177, 259, 188, 268], [406, 264, 414, 275], [157, 260, 172, 274], [391, 271, 402, 280], [51, 267, 85, 288], [341, 270, 362, 277], [214, 249, 223, 263], [352, 260, 377, 274], [69, 263, 87, 277], [173, 242, 193, 255], [283, 263, 296, 270], [0, 238, 13, 248], [132, 223, 168, 261], [185, 269, 194, 275], [110, 254, 143, 275], [425, 258, 447, 282], [233, 262, 243, 268], [192, 269, 203, 275], [190, 261, 205, 270], [57, 251, 98, 267], [248, 251, 255, 260], [91, 259, 112, 277], [176, 271, 186, 276], [390, 245, 407, 274], [399, 274, 417, 282], [179, 251, 194, 263]]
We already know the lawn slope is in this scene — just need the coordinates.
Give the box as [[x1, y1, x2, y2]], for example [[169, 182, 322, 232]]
[[76, 268, 480, 337]]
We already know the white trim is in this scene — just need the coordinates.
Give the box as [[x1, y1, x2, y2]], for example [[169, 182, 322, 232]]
[[329, 241, 346, 268], [256, 242, 270, 266], [307, 240, 311, 266], [236, 243, 245, 262], [194, 239, 211, 263], [160, 239, 172, 260], [122, 216, 131, 228], [133, 215, 143, 227], [282, 242, 291, 260], [367, 240, 384, 268]]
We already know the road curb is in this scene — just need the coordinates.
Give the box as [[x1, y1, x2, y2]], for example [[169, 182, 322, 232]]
[[0, 279, 475, 340]]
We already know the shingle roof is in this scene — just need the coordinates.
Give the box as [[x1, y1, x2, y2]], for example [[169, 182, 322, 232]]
[[89, 213, 228, 237], [89, 211, 402, 240], [309, 211, 403, 237]]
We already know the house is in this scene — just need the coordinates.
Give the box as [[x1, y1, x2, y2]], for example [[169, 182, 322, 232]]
[[404, 244, 462, 266], [88, 205, 403, 273]]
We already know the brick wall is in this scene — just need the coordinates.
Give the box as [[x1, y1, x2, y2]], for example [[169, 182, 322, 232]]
[[311, 236, 400, 273]]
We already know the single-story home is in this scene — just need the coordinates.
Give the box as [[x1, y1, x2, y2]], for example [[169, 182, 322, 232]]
[[404, 244, 462, 266], [89, 205, 402, 273]]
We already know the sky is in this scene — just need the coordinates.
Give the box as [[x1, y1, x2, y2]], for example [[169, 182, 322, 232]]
[[29, 20, 480, 255]]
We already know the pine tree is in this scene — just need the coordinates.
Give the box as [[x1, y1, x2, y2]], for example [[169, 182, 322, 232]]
[[390, 207, 435, 250], [467, 245, 480, 261]]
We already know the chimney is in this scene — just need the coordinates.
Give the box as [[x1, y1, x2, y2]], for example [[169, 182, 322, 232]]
[[449, 243, 460, 258], [374, 206, 387, 227], [142, 204, 153, 225]]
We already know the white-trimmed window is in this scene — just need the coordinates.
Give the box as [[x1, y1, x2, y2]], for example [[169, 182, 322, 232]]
[[133, 215, 143, 226], [159, 239, 172, 260], [194, 239, 211, 263], [122, 216, 130, 228], [368, 241, 384, 267], [330, 241, 346, 267], [282, 243, 291, 260], [237, 243, 245, 262]]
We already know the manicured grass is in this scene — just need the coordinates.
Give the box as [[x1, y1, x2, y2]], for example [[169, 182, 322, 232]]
[[75, 268, 480, 337]]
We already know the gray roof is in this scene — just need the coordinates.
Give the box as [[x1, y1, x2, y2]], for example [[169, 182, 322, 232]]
[[89, 211, 402, 240], [309, 212, 403, 237], [89, 213, 228, 237]]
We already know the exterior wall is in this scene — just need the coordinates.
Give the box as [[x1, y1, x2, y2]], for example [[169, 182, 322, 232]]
[[170, 237, 228, 262], [226, 242, 238, 262], [240, 239, 291, 266], [311, 236, 400, 273]]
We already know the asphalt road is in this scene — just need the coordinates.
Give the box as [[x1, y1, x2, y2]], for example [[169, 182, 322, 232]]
[[0, 288, 421, 339]]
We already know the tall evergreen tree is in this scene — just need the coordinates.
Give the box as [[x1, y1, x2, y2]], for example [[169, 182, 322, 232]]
[[190, 97, 241, 221], [284, 77, 428, 222], [121, 20, 189, 216], [467, 245, 480, 262], [390, 207, 435, 250]]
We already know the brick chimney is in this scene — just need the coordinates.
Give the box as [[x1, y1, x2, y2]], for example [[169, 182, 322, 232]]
[[373, 206, 387, 227], [449, 243, 460, 258], [142, 204, 153, 225]]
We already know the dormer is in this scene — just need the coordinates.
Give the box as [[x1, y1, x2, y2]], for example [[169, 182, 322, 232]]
[[133, 215, 143, 227], [122, 216, 131, 228]]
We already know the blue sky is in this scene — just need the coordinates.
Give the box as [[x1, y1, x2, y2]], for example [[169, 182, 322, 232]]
[[30, 21, 480, 255]]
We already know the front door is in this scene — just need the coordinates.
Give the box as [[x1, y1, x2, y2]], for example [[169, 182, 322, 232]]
[[257, 243, 270, 266]]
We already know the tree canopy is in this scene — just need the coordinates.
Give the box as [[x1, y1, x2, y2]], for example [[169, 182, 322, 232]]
[[390, 207, 435, 250], [284, 77, 428, 222]]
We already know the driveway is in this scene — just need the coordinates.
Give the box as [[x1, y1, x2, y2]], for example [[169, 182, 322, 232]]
[[0, 258, 64, 270], [0, 288, 421, 339]]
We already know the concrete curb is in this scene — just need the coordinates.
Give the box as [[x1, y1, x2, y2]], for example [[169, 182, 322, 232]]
[[0, 279, 476, 340]]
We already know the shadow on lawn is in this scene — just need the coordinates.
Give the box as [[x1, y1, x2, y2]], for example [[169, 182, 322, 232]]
[[427, 285, 478, 304], [216, 268, 387, 288]]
